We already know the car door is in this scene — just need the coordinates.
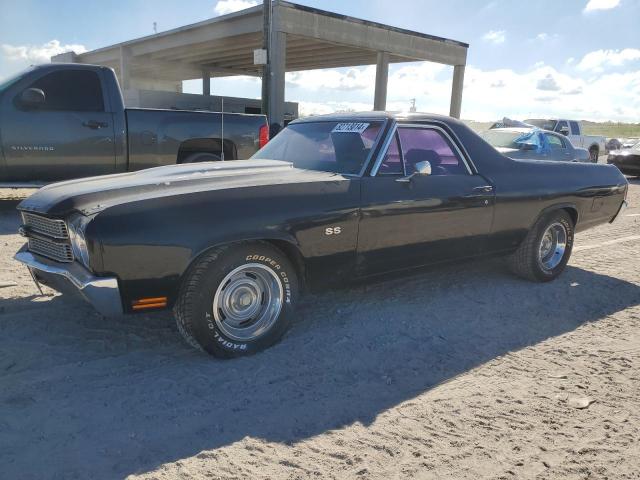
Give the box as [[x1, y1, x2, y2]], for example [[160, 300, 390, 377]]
[[544, 132, 574, 161], [357, 124, 495, 275], [2, 69, 115, 182]]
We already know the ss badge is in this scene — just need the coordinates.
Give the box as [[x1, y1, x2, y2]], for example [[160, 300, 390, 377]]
[[325, 226, 342, 236]]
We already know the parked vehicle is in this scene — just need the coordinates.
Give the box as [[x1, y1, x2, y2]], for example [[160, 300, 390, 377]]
[[481, 127, 591, 163], [0, 63, 269, 186], [14, 113, 628, 357], [524, 119, 605, 163], [607, 138, 623, 152], [608, 140, 640, 177], [620, 138, 639, 149]]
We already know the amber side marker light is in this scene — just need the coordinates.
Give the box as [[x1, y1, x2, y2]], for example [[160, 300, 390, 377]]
[[132, 297, 168, 310]]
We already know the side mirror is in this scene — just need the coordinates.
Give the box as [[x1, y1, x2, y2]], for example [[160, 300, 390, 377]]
[[520, 143, 537, 151], [19, 88, 45, 108], [396, 160, 431, 183], [559, 126, 569, 136], [414, 161, 432, 176]]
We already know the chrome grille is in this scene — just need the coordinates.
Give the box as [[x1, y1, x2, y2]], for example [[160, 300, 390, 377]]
[[28, 237, 74, 263], [22, 213, 69, 239], [21, 213, 74, 263]]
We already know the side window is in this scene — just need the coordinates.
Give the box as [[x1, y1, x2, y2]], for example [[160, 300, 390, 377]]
[[570, 121, 580, 135], [546, 133, 565, 149], [397, 127, 467, 175], [556, 120, 569, 134], [26, 70, 104, 112], [379, 133, 403, 175]]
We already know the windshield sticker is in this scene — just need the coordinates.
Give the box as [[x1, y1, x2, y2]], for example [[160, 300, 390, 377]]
[[331, 122, 370, 134]]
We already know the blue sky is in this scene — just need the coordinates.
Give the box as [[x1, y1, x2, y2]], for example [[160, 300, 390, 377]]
[[1, 0, 638, 121]]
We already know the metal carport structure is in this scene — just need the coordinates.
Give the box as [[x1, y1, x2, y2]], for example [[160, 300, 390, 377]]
[[53, 1, 469, 125]]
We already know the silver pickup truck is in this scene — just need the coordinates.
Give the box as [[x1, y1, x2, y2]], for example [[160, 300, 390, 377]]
[[0, 63, 269, 186], [525, 118, 605, 163]]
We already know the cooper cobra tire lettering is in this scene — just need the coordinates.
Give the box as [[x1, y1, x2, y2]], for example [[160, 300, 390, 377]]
[[176, 242, 299, 358]]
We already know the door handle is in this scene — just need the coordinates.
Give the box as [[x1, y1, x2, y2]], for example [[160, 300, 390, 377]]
[[82, 120, 108, 129], [463, 185, 494, 200]]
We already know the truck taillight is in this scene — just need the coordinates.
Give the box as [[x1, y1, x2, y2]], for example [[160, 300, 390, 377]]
[[259, 124, 269, 149]]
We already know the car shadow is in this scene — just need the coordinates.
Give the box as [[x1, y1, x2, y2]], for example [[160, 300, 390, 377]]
[[1, 260, 639, 479]]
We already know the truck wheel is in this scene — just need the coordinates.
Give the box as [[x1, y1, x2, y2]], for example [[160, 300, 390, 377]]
[[182, 152, 222, 163], [174, 242, 298, 358], [507, 210, 574, 282], [589, 147, 599, 163]]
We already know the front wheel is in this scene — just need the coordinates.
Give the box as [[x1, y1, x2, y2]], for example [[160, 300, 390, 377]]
[[508, 210, 574, 282], [174, 242, 299, 358], [589, 148, 599, 163]]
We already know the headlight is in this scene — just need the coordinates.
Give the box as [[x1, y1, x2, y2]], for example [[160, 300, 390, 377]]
[[68, 214, 94, 268]]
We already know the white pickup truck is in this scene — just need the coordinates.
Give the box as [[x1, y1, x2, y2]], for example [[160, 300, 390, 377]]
[[525, 119, 605, 163]]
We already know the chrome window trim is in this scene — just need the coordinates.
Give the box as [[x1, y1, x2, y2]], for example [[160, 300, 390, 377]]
[[371, 124, 409, 177], [370, 122, 398, 177], [371, 122, 474, 177], [407, 119, 479, 174]]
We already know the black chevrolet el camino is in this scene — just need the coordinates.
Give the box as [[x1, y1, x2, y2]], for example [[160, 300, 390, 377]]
[[15, 113, 628, 357]]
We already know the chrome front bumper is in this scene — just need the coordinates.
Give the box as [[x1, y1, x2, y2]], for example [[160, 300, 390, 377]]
[[14, 246, 123, 316]]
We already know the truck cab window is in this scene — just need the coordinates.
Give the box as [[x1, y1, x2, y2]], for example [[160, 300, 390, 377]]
[[26, 70, 104, 112], [545, 133, 566, 149], [570, 121, 580, 135], [556, 120, 569, 135]]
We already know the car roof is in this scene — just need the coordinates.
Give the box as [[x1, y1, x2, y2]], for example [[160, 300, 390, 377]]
[[291, 111, 466, 126]]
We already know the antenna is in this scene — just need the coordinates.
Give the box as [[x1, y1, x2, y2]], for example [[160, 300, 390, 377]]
[[221, 98, 225, 161]]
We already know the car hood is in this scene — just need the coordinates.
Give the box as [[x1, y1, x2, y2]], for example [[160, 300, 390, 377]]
[[610, 148, 639, 155], [495, 147, 519, 154], [495, 147, 527, 159], [18, 160, 341, 217]]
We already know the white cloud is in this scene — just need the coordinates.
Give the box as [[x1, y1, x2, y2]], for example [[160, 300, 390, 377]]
[[286, 67, 376, 92], [213, 0, 259, 16], [287, 61, 639, 122], [577, 48, 640, 72], [1, 40, 87, 64], [482, 30, 506, 45], [584, 0, 620, 13], [536, 74, 561, 91]]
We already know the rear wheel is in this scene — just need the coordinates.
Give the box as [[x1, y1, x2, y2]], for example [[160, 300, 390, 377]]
[[174, 242, 298, 358], [589, 147, 599, 163], [508, 210, 574, 282]]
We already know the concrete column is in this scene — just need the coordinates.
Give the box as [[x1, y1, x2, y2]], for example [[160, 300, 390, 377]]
[[449, 64, 465, 119], [119, 46, 132, 91], [373, 52, 389, 111], [268, 30, 286, 126], [202, 69, 211, 96]]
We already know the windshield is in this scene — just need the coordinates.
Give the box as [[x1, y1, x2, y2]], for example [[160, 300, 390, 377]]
[[252, 121, 383, 175], [525, 119, 557, 131], [480, 130, 536, 149], [0, 67, 32, 93]]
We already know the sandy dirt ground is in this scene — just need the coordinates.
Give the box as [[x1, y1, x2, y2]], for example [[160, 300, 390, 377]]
[[1, 178, 639, 480]]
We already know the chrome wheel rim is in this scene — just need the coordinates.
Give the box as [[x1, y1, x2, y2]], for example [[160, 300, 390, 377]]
[[213, 263, 283, 341], [538, 222, 567, 271]]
